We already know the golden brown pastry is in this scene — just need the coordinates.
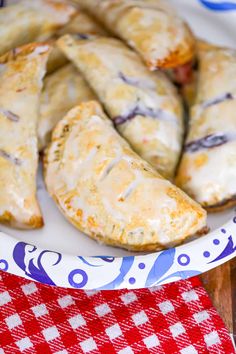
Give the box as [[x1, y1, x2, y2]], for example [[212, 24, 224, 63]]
[[47, 11, 107, 73], [0, 43, 50, 229], [38, 64, 95, 150], [57, 11, 108, 37], [57, 35, 184, 179], [75, 0, 195, 70], [44, 101, 207, 251], [176, 41, 236, 211], [0, 0, 75, 56]]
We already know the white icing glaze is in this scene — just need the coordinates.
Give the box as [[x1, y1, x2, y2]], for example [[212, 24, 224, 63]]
[[182, 142, 236, 205], [0, 0, 75, 56], [58, 36, 183, 178], [0, 44, 50, 228], [77, 0, 194, 69], [177, 43, 236, 207], [45, 102, 206, 250]]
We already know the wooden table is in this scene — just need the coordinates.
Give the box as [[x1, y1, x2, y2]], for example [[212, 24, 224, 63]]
[[201, 259, 236, 344]]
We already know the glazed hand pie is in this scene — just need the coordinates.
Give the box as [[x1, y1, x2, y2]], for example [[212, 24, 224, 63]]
[[0, 43, 50, 229], [57, 35, 183, 179], [38, 64, 96, 150], [176, 41, 236, 211], [0, 0, 75, 56], [47, 11, 108, 73], [75, 0, 195, 69], [44, 101, 207, 251]]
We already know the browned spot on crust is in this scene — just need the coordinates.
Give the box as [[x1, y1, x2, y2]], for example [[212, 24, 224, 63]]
[[29, 215, 44, 229], [0, 211, 13, 224], [45, 0, 76, 13], [147, 25, 196, 69], [194, 154, 208, 168], [0, 212, 43, 229], [76, 209, 83, 218], [196, 225, 210, 236], [87, 216, 97, 228], [0, 43, 50, 64], [16, 87, 26, 93], [204, 195, 236, 213]]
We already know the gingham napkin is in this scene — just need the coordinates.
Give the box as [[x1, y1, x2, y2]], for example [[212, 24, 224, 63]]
[[0, 271, 234, 354]]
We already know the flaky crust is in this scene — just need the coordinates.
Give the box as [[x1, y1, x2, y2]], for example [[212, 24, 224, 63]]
[[0, 43, 50, 229], [38, 64, 95, 150], [205, 198, 236, 213], [176, 41, 236, 210], [76, 0, 196, 69], [0, 0, 75, 56], [47, 11, 108, 73], [57, 35, 184, 179], [44, 101, 207, 251]]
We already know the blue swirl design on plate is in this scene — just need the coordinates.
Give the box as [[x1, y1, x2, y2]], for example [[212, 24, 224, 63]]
[[13, 242, 62, 285], [208, 235, 236, 263], [97, 256, 134, 290], [94, 256, 115, 263], [68, 268, 88, 288], [145, 248, 175, 287], [198, 0, 236, 11], [78, 257, 101, 267], [78, 256, 115, 267]]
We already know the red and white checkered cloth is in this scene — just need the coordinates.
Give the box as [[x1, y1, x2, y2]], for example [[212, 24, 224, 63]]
[[0, 271, 234, 354]]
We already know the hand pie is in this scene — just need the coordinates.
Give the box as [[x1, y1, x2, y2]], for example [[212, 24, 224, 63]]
[[75, 0, 195, 69], [47, 11, 108, 73], [38, 64, 96, 150], [57, 35, 184, 179], [0, 43, 50, 229], [176, 41, 236, 211], [44, 101, 207, 251], [0, 0, 75, 56]]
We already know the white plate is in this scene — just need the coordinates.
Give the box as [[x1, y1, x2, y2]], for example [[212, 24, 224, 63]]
[[0, 0, 236, 289]]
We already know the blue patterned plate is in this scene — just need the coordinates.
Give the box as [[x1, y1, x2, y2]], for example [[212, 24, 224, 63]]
[[0, 0, 236, 290]]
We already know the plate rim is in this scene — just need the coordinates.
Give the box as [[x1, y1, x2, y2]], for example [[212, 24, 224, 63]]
[[1, 0, 236, 289], [0, 216, 235, 290]]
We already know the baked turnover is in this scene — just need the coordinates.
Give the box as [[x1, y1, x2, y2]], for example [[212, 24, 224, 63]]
[[44, 101, 207, 251], [58, 35, 184, 179], [0, 43, 50, 228], [176, 41, 236, 211], [75, 0, 195, 69]]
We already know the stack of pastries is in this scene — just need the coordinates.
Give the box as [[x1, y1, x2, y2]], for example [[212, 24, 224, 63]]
[[0, 0, 235, 252]]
